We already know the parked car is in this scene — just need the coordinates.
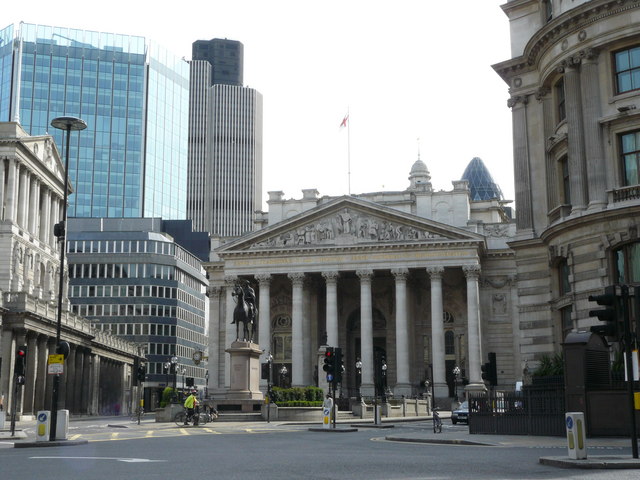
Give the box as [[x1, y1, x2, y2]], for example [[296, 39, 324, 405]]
[[451, 401, 468, 424]]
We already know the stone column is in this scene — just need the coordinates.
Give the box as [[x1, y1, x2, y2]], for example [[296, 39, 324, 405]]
[[28, 176, 39, 236], [64, 344, 76, 411], [13, 330, 27, 415], [256, 275, 271, 390], [0, 330, 14, 409], [357, 269, 374, 396], [561, 56, 589, 213], [90, 354, 100, 415], [17, 166, 28, 228], [208, 285, 223, 390], [73, 348, 84, 414], [322, 271, 339, 347], [536, 87, 560, 211], [580, 48, 607, 209], [427, 266, 448, 398], [80, 350, 92, 414], [44, 338, 56, 412], [464, 265, 484, 391], [508, 95, 533, 232], [392, 268, 411, 396], [40, 188, 51, 244], [23, 333, 38, 415], [0, 158, 5, 220], [288, 272, 305, 387], [34, 335, 49, 412], [256, 274, 272, 354], [302, 278, 313, 386], [224, 276, 237, 389], [5, 159, 18, 223]]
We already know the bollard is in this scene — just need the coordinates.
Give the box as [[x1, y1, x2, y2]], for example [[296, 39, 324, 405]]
[[565, 412, 587, 460], [36, 411, 51, 442]]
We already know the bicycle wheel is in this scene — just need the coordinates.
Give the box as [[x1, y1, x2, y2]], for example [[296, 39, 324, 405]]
[[196, 413, 208, 426], [174, 411, 187, 427]]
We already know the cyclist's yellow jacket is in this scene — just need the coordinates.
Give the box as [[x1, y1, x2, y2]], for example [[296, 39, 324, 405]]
[[184, 394, 197, 409]]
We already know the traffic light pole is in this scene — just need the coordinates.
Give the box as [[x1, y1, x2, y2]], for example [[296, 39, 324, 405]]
[[621, 286, 638, 459]]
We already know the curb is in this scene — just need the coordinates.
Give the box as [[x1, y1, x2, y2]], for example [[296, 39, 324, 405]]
[[14, 439, 89, 449], [385, 436, 497, 447], [539, 456, 640, 470]]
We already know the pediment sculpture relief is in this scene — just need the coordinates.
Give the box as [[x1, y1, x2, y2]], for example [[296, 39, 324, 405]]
[[250, 208, 446, 249]]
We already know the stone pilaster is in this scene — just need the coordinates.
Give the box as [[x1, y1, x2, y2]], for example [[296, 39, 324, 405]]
[[288, 272, 305, 387], [508, 95, 534, 232]]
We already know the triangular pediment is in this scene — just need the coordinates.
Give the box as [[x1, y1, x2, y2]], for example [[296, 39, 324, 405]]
[[218, 196, 485, 254]]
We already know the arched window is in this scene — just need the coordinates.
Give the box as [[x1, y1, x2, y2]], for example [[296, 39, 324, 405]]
[[445, 330, 455, 355]]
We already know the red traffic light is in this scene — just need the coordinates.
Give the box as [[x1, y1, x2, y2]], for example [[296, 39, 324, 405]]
[[17, 346, 27, 357]]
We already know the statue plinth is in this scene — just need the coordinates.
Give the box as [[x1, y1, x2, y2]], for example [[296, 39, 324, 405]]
[[225, 341, 264, 400]]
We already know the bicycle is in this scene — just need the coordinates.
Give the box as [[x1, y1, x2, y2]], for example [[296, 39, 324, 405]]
[[130, 407, 145, 424], [174, 406, 217, 427], [432, 407, 442, 433]]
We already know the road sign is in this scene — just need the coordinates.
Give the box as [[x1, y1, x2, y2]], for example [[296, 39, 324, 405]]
[[49, 354, 64, 364], [48, 363, 64, 375]]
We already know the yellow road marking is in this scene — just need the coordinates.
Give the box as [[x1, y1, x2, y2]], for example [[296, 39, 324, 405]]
[[70, 434, 82, 440]]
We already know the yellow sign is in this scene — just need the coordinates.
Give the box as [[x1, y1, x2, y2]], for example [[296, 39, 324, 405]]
[[49, 354, 64, 364]]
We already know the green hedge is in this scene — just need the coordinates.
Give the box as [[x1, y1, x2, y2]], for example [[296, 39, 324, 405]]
[[270, 386, 323, 406], [277, 401, 323, 407], [159, 387, 175, 408]]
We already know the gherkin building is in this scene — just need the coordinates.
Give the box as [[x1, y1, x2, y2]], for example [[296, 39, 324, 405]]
[[461, 157, 504, 201]]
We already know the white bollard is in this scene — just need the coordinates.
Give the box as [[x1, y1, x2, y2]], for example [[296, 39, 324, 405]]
[[565, 412, 587, 460], [56, 409, 69, 440], [36, 411, 51, 442]]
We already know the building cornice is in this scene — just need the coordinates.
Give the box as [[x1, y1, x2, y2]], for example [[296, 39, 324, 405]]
[[493, 0, 640, 82]]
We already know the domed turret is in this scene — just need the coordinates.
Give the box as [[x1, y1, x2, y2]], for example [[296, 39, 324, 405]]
[[408, 155, 431, 190], [460, 157, 503, 201]]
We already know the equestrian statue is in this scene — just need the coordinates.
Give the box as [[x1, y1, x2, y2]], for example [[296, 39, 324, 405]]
[[231, 280, 257, 342]]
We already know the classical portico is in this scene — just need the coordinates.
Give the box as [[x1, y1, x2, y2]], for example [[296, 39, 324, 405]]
[[207, 194, 503, 403]]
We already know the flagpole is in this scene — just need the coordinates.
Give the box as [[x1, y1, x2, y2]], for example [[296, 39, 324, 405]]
[[347, 107, 351, 195]]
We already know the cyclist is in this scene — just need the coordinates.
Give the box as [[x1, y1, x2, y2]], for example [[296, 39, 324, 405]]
[[183, 389, 199, 425]]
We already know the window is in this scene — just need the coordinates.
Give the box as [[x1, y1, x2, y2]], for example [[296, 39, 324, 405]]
[[615, 45, 640, 94], [558, 259, 571, 295], [555, 78, 566, 122], [560, 305, 573, 339], [560, 156, 571, 204], [614, 241, 640, 284], [620, 130, 640, 186], [545, 0, 553, 23]]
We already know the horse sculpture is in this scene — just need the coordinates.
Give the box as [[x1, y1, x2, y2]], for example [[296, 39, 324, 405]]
[[231, 283, 257, 342]]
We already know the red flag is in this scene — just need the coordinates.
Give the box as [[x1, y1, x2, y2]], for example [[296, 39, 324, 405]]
[[340, 114, 349, 129]]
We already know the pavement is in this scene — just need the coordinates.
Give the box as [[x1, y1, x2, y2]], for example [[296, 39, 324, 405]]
[[2, 411, 640, 469]]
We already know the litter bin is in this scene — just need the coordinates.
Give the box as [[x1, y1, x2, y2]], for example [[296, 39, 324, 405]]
[[565, 412, 587, 459]]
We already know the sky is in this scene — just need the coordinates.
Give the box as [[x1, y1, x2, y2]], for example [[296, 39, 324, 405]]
[[5, 0, 515, 210]]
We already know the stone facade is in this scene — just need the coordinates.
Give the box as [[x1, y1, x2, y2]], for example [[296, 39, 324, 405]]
[[205, 158, 517, 404], [494, 0, 640, 369], [0, 122, 138, 418]]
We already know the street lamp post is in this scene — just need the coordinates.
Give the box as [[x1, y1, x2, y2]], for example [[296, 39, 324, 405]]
[[49, 116, 86, 442], [355, 358, 362, 400], [170, 356, 178, 401], [453, 365, 461, 402], [266, 354, 273, 423]]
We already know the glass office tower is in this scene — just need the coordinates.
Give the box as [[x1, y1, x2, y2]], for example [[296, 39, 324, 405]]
[[0, 23, 189, 219]]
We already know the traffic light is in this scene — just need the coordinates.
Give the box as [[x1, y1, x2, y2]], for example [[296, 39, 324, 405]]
[[334, 347, 343, 384], [487, 352, 497, 386], [323, 347, 335, 381], [15, 345, 28, 376], [137, 364, 146, 383], [480, 354, 497, 386], [589, 285, 619, 338]]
